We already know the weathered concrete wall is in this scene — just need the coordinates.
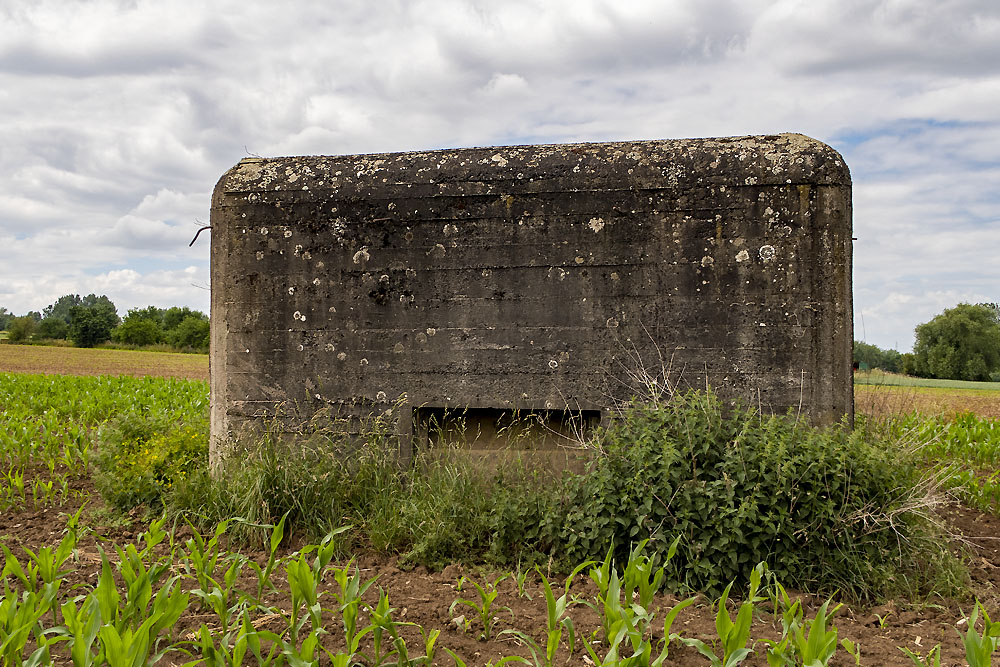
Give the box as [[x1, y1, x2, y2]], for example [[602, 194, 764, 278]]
[[210, 133, 852, 465]]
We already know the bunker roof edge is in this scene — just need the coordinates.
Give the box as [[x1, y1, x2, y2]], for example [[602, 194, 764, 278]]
[[213, 133, 850, 198]]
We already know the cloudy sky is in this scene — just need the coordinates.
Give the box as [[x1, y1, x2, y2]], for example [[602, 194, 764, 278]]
[[1, 0, 997, 351]]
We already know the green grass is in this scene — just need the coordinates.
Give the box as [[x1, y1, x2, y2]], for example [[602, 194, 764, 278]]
[[854, 370, 1000, 391]]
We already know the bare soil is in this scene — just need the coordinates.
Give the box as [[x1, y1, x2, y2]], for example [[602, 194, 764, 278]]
[[0, 343, 208, 380], [856, 384, 1000, 420]]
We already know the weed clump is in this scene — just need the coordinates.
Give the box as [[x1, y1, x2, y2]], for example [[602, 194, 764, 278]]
[[93, 413, 207, 510], [542, 389, 958, 600]]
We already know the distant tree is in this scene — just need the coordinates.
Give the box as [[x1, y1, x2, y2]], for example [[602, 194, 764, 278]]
[[167, 315, 210, 350], [0, 307, 11, 330], [111, 306, 167, 346], [912, 303, 1000, 381], [127, 305, 166, 325], [36, 317, 69, 340], [43, 294, 83, 324], [7, 316, 37, 343], [980, 302, 1000, 323], [853, 341, 903, 373], [112, 318, 164, 346], [162, 306, 205, 332], [68, 300, 120, 348]]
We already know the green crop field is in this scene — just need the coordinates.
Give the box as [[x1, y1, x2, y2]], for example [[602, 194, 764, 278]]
[[855, 369, 1000, 391], [3, 361, 1000, 664]]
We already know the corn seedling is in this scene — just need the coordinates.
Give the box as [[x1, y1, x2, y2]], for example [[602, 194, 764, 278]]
[[186, 624, 250, 667], [513, 563, 533, 600], [958, 601, 1000, 667], [840, 638, 861, 665], [52, 595, 105, 667], [180, 519, 231, 604], [445, 648, 530, 667], [900, 643, 941, 666], [190, 555, 248, 635], [243, 513, 288, 606], [449, 575, 510, 641], [285, 552, 324, 640], [197, 613, 283, 667], [97, 614, 173, 667], [363, 588, 398, 666], [0, 584, 50, 667], [582, 589, 695, 667], [622, 537, 677, 610], [329, 556, 378, 652], [388, 624, 440, 667], [505, 562, 590, 666], [679, 562, 766, 667], [0, 519, 78, 599], [764, 598, 842, 667]]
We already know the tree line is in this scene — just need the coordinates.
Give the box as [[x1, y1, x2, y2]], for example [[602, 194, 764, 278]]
[[0, 294, 209, 352], [855, 302, 1000, 382]]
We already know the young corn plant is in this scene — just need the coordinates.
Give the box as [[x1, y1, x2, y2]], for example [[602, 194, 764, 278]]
[[512, 563, 533, 600], [0, 584, 51, 667], [362, 589, 398, 666], [900, 643, 941, 667], [285, 551, 325, 642], [284, 526, 352, 643], [180, 519, 231, 606], [205, 612, 285, 667], [959, 601, 1000, 667], [52, 596, 104, 667], [190, 554, 248, 635], [504, 563, 591, 667], [588, 536, 681, 648], [445, 648, 529, 667], [244, 513, 288, 607], [582, 583, 695, 666], [622, 537, 677, 610], [329, 559, 379, 654], [449, 575, 511, 641], [184, 612, 282, 667], [764, 598, 843, 667], [840, 638, 861, 665], [256, 626, 358, 667], [388, 624, 441, 667], [679, 562, 766, 667], [98, 617, 167, 667]]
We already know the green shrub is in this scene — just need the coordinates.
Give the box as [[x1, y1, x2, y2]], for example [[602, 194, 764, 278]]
[[94, 415, 208, 510], [112, 318, 164, 346], [6, 316, 37, 343], [167, 315, 210, 350], [537, 389, 953, 600]]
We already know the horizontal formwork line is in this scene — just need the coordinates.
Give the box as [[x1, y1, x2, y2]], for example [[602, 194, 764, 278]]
[[224, 182, 818, 196]]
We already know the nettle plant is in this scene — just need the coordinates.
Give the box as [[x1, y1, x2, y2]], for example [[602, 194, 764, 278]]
[[546, 389, 943, 599]]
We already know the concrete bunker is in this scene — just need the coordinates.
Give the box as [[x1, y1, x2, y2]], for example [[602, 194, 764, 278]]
[[209, 133, 853, 466]]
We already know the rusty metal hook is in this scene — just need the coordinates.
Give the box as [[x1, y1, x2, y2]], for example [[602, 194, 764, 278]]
[[189, 225, 212, 247]]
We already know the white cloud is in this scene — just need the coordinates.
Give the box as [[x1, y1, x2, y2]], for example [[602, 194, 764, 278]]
[[0, 0, 997, 353]]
